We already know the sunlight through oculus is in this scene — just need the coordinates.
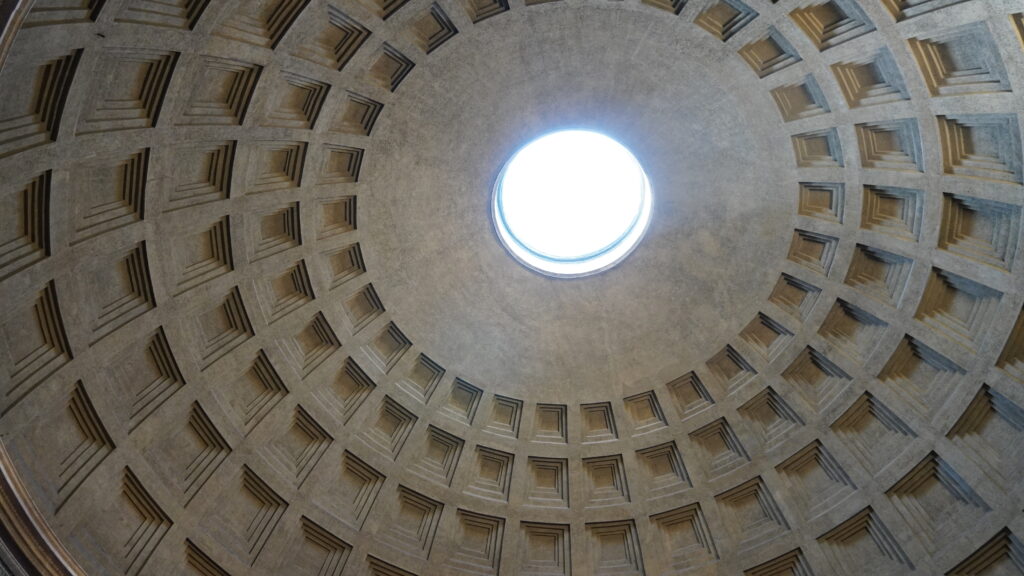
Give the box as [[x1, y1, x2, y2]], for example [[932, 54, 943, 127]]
[[493, 130, 653, 277]]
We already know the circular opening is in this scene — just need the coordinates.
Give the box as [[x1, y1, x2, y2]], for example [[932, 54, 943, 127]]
[[493, 130, 653, 277]]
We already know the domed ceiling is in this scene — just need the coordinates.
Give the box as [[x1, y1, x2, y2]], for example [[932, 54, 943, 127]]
[[0, 0, 1022, 574]]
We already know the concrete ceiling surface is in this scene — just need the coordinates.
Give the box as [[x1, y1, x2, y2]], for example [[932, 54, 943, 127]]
[[0, 0, 1022, 574]]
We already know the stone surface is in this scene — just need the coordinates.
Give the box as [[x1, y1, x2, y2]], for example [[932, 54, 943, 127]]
[[0, 0, 1022, 574]]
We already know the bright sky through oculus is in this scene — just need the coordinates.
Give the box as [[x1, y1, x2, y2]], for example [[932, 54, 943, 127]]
[[493, 130, 652, 277]]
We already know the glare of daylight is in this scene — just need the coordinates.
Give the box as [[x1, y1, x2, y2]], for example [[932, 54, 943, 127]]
[[494, 130, 652, 277]]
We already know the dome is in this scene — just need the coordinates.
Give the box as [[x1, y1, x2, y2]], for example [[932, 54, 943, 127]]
[[0, 0, 1022, 574]]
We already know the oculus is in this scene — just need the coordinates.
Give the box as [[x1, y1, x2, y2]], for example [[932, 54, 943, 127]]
[[493, 130, 653, 277]]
